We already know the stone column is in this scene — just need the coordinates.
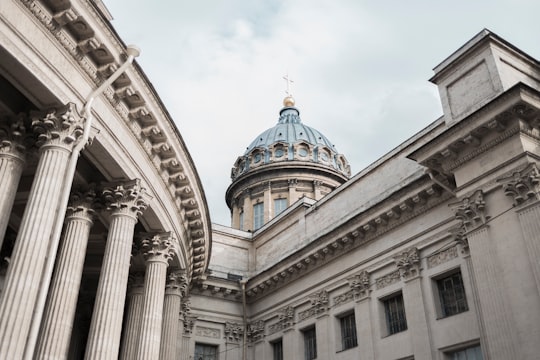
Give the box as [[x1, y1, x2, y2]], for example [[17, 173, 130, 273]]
[[84, 180, 148, 360], [0, 116, 28, 246], [135, 233, 174, 359], [160, 271, 188, 360], [349, 271, 374, 360], [395, 247, 433, 359], [119, 273, 145, 360], [452, 190, 517, 359], [35, 189, 97, 360], [0, 104, 83, 359]]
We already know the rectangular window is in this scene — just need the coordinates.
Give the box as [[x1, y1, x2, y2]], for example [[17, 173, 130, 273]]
[[194, 343, 218, 360], [253, 203, 264, 230], [239, 211, 244, 231], [437, 271, 468, 317], [272, 338, 283, 360], [446, 344, 483, 360], [303, 326, 317, 360], [340, 312, 358, 350], [383, 292, 407, 335], [274, 198, 287, 216]]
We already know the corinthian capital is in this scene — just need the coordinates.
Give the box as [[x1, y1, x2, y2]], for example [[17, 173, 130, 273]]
[[166, 270, 189, 296], [102, 179, 149, 219], [450, 190, 490, 232], [394, 247, 420, 280], [141, 232, 174, 264], [0, 115, 30, 161], [31, 103, 84, 151], [66, 187, 99, 223], [498, 164, 540, 206]]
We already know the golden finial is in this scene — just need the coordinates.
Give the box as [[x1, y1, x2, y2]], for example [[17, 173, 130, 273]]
[[282, 73, 295, 107]]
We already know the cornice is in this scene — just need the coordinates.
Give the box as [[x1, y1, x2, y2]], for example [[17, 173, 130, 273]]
[[21, 0, 211, 281], [244, 180, 453, 300], [408, 84, 540, 174]]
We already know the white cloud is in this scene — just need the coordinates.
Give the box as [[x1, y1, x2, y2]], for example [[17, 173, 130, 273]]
[[105, 0, 540, 226]]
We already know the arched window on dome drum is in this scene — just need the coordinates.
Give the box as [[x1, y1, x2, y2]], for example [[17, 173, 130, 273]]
[[253, 203, 264, 230]]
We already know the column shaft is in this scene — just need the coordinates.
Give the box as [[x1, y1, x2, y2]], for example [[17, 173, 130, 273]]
[[160, 282, 183, 360], [119, 276, 145, 360], [84, 215, 136, 359], [35, 197, 94, 359], [0, 146, 71, 358], [0, 118, 27, 246]]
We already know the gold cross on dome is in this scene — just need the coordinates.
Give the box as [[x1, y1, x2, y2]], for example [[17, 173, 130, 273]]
[[283, 73, 294, 96]]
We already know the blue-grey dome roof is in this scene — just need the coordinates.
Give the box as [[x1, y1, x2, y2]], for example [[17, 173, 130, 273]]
[[245, 107, 336, 154]]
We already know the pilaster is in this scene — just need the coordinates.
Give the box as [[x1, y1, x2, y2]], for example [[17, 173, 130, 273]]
[[160, 271, 188, 360], [394, 247, 433, 359], [0, 104, 83, 359], [136, 232, 174, 360], [0, 116, 28, 246], [451, 190, 517, 359], [35, 189, 97, 360], [84, 180, 148, 360]]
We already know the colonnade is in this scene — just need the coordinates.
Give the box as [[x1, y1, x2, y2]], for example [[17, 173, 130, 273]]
[[0, 107, 187, 359]]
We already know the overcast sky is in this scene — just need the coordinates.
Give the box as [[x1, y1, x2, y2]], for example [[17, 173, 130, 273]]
[[103, 0, 540, 226]]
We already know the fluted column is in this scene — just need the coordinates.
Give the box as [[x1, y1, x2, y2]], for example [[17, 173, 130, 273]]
[[160, 271, 188, 360], [0, 104, 83, 359], [119, 272, 145, 360], [84, 180, 148, 360], [0, 116, 28, 246], [35, 189, 97, 360], [136, 233, 174, 360]]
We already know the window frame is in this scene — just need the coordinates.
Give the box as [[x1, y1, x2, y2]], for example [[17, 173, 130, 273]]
[[382, 292, 407, 336], [444, 344, 483, 360], [271, 338, 283, 360], [338, 311, 358, 351], [302, 326, 317, 360], [274, 198, 287, 217], [434, 269, 469, 318], [194, 342, 219, 360], [253, 202, 264, 230]]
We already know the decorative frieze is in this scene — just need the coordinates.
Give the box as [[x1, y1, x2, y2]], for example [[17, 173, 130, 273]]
[[333, 290, 355, 306], [195, 326, 220, 339], [375, 270, 401, 289], [268, 306, 295, 335], [450, 224, 469, 255], [498, 164, 540, 206], [224, 322, 244, 343], [427, 246, 458, 268], [298, 290, 329, 321], [183, 316, 196, 335]]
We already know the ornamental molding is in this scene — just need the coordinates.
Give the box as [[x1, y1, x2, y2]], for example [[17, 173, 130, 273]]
[[497, 163, 540, 206], [394, 247, 421, 280], [21, 0, 209, 280], [246, 181, 450, 300], [450, 190, 490, 232], [195, 326, 220, 339], [224, 322, 244, 343], [247, 320, 265, 342], [0, 115, 32, 161], [375, 270, 401, 289], [268, 306, 295, 335], [427, 245, 458, 269], [298, 290, 329, 321]]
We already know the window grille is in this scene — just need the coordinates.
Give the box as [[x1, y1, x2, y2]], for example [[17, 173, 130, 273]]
[[303, 327, 317, 360], [437, 271, 468, 317], [272, 339, 283, 360], [194, 343, 218, 360], [340, 312, 358, 350], [383, 293, 407, 335]]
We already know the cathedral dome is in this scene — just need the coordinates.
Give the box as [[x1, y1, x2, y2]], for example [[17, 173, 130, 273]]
[[230, 101, 351, 181]]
